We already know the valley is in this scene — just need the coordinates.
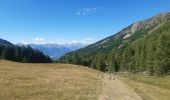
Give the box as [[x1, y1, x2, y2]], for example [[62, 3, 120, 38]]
[[0, 60, 169, 100], [29, 43, 86, 59], [0, 1, 170, 99]]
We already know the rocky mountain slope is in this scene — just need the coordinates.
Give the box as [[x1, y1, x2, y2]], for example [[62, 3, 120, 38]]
[[60, 12, 170, 75], [61, 12, 170, 58]]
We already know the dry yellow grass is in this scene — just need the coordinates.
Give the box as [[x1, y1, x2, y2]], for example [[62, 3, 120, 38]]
[[0, 60, 102, 100], [1, 60, 169, 100], [118, 75, 170, 100]]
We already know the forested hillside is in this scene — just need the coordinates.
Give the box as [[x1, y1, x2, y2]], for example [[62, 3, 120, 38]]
[[60, 12, 170, 75], [0, 38, 14, 46], [0, 44, 52, 63]]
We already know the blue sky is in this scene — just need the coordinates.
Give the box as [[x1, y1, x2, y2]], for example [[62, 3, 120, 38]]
[[0, 0, 170, 44]]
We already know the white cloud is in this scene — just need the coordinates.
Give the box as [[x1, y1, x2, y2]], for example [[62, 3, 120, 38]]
[[22, 42, 28, 44], [34, 38, 44, 41], [70, 40, 79, 44], [76, 7, 103, 16], [33, 38, 45, 44], [22, 37, 95, 45]]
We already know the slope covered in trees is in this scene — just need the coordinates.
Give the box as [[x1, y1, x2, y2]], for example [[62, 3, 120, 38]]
[[0, 44, 52, 63], [0, 38, 14, 46], [60, 12, 170, 75]]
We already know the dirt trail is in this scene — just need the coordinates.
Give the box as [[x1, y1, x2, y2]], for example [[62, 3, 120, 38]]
[[99, 74, 143, 100]]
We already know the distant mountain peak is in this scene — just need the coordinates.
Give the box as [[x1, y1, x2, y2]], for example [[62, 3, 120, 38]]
[[19, 43, 87, 59], [59, 12, 170, 75], [114, 12, 170, 40], [60, 11, 170, 60]]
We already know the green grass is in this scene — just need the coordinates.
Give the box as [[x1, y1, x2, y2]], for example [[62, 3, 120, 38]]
[[130, 74, 170, 89], [118, 73, 170, 100], [0, 60, 102, 100]]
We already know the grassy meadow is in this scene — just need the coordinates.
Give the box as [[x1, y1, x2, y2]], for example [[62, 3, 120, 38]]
[[0, 60, 102, 100], [0, 60, 170, 100], [118, 74, 170, 100]]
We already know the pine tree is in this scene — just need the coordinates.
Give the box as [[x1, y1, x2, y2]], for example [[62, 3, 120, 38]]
[[155, 32, 170, 74], [23, 57, 28, 63], [72, 53, 81, 65], [14, 46, 21, 61]]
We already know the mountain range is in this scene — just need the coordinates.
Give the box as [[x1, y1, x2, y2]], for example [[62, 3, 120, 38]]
[[20, 43, 87, 59], [0, 39, 52, 63], [60, 12, 170, 75], [0, 38, 87, 60], [1, 12, 170, 75], [61, 12, 170, 58]]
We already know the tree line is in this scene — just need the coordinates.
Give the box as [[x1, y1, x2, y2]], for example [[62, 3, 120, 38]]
[[60, 21, 170, 75], [0, 45, 52, 63]]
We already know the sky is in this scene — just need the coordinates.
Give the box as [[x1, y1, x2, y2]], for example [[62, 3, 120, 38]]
[[0, 0, 170, 44]]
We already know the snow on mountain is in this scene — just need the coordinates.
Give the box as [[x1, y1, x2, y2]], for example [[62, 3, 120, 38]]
[[17, 43, 87, 59]]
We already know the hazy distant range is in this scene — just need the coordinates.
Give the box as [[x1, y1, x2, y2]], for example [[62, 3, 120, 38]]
[[17, 43, 87, 59]]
